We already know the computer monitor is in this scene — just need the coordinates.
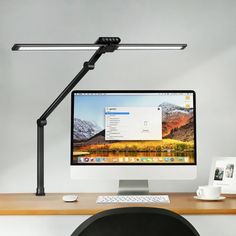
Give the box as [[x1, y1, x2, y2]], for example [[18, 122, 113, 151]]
[[71, 90, 196, 194]]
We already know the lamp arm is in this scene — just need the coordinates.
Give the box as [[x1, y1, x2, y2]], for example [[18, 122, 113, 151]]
[[36, 44, 118, 196]]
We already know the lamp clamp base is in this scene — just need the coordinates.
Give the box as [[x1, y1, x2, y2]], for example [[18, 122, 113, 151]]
[[36, 187, 45, 196]]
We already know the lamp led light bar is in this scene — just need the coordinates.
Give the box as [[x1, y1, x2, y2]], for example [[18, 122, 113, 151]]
[[12, 43, 187, 51], [118, 44, 186, 50], [12, 44, 100, 51]]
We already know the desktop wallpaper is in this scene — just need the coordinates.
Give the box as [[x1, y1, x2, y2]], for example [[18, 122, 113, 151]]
[[72, 92, 195, 164]]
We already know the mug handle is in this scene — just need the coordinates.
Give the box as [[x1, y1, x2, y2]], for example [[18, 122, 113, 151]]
[[197, 189, 203, 197]]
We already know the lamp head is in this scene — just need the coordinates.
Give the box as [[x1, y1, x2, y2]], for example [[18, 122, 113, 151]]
[[11, 37, 187, 51]]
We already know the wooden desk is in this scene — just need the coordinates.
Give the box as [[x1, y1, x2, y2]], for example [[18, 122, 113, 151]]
[[1, 193, 236, 236], [0, 192, 236, 215]]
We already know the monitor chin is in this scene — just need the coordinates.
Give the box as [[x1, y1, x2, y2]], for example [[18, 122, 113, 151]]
[[71, 165, 197, 180]]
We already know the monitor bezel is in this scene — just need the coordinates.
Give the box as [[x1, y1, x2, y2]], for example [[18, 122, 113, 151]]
[[71, 90, 196, 166]]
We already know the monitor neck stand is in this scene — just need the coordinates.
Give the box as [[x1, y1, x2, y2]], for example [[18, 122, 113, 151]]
[[118, 180, 149, 195]]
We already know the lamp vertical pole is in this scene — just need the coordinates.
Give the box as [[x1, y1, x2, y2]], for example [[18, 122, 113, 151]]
[[36, 122, 45, 195]]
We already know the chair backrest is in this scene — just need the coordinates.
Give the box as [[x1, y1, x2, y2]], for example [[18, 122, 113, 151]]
[[71, 207, 200, 236]]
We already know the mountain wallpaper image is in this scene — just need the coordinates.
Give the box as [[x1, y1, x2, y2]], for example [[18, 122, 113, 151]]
[[73, 101, 195, 162]]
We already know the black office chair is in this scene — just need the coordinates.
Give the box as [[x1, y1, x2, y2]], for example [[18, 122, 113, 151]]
[[71, 207, 200, 236]]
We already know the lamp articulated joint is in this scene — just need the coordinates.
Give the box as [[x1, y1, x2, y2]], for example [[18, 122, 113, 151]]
[[37, 119, 47, 127], [83, 61, 95, 70], [95, 37, 120, 54], [99, 44, 119, 54]]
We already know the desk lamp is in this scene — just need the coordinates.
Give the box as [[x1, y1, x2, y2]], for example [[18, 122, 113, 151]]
[[12, 37, 187, 196]]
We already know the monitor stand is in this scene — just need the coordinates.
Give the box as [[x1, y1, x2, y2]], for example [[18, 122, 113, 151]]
[[118, 180, 149, 195]]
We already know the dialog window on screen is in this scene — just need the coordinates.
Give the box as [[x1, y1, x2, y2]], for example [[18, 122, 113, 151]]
[[105, 107, 162, 141]]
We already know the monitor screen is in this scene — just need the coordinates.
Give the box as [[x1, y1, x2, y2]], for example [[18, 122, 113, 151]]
[[71, 91, 196, 165]]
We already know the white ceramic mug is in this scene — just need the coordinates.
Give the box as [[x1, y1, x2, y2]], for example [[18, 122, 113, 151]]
[[196, 185, 221, 199]]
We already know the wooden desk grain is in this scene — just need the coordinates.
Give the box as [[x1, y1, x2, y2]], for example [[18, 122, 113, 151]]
[[0, 193, 236, 215]]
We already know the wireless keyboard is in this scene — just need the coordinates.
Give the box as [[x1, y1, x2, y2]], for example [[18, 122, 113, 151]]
[[96, 195, 170, 204]]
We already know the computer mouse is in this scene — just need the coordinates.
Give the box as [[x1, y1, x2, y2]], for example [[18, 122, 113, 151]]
[[62, 195, 78, 202]]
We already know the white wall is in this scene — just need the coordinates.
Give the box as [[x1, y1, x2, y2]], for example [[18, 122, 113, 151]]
[[1, 0, 236, 194]]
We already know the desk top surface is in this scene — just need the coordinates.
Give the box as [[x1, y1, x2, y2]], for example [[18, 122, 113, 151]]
[[0, 193, 236, 215]]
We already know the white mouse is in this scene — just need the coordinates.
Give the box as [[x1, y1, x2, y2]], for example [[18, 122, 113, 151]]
[[62, 195, 78, 202]]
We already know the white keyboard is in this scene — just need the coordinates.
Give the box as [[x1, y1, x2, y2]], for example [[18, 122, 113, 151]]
[[96, 195, 170, 204]]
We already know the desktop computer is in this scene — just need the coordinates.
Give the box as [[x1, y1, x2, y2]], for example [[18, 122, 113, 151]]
[[71, 90, 196, 197]]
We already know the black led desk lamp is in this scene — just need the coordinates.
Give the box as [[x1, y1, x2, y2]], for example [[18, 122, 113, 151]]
[[12, 37, 187, 196]]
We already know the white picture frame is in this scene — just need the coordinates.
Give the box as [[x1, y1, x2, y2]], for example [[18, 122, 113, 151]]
[[209, 157, 236, 194]]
